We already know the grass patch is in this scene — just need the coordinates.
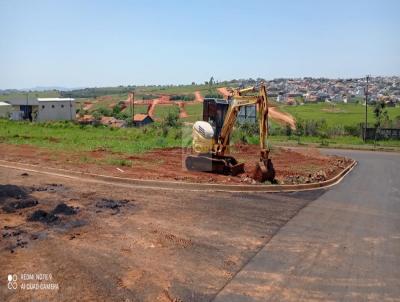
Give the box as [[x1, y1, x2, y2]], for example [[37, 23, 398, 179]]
[[281, 103, 400, 127], [0, 119, 182, 154], [182, 103, 203, 122], [154, 104, 179, 119], [106, 158, 133, 167]]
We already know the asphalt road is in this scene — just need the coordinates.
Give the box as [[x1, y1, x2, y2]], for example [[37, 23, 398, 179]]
[[214, 149, 400, 302]]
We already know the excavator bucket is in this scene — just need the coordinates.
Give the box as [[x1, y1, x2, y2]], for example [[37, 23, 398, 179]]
[[253, 158, 275, 183]]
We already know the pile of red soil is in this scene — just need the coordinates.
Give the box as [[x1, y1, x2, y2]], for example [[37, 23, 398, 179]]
[[0, 144, 352, 185]]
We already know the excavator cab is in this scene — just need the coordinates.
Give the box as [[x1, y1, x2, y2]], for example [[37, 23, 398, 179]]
[[202, 98, 230, 139]]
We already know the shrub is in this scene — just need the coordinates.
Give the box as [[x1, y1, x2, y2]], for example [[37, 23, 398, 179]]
[[169, 94, 195, 102], [161, 124, 169, 137], [141, 94, 158, 100], [112, 105, 122, 116], [238, 130, 248, 144], [183, 94, 195, 101], [93, 106, 112, 117], [92, 111, 102, 121], [327, 125, 345, 137], [204, 92, 223, 98], [115, 111, 129, 120], [174, 129, 182, 140], [238, 122, 259, 136], [162, 111, 181, 128], [344, 125, 361, 136], [285, 123, 292, 137]]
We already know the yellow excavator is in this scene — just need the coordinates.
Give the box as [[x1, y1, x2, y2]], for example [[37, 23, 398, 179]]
[[185, 83, 275, 182]]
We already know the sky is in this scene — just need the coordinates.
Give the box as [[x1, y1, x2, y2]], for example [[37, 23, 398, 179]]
[[0, 0, 399, 89]]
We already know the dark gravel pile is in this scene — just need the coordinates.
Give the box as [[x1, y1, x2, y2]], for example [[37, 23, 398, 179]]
[[2, 198, 38, 213], [51, 203, 77, 215], [28, 210, 59, 224]]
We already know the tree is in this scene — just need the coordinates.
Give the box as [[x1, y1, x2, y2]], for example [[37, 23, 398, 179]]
[[295, 118, 305, 144], [373, 101, 389, 143], [209, 76, 214, 86], [285, 123, 292, 137]]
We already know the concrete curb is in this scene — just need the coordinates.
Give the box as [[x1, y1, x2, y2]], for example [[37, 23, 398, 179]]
[[0, 159, 357, 193]]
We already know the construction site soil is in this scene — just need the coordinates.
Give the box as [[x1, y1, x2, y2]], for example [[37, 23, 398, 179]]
[[0, 143, 352, 185], [0, 165, 327, 301]]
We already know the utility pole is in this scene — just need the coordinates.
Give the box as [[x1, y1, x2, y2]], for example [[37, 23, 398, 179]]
[[130, 91, 134, 119], [26, 92, 29, 120], [364, 75, 370, 142]]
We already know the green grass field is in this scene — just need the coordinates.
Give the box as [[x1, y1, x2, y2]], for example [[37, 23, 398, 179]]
[[182, 103, 203, 122], [131, 104, 148, 115], [268, 135, 400, 148], [281, 103, 400, 127], [154, 104, 179, 119], [0, 119, 182, 154]]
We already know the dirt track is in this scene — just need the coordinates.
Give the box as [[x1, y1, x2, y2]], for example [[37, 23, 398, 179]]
[[177, 102, 188, 118], [217, 87, 230, 98], [0, 165, 321, 301], [194, 91, 203, 102], [147, 99, 160, 118], [269, 107, 296, 129]]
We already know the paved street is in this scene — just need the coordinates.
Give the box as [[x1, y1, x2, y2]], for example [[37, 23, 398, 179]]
[[214, 150, 400, 302]]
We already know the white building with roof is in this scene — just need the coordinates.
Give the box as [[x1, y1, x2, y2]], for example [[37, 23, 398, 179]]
[[37, 98, 76, 121], [0, 101, 12, 118], [4, 97, 76, 121]]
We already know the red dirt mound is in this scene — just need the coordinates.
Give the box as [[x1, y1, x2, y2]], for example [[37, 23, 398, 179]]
[[0, 144, 352, 185]]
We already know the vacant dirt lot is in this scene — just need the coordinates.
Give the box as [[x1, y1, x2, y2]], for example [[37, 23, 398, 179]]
[[0, 144, 352, 185], [0, 166, 325, 301]]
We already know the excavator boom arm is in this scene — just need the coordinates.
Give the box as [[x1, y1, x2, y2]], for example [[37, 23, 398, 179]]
[[216, 84, 269, 161]]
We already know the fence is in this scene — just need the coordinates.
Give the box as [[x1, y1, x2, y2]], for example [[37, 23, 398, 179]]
[[362, 126, 400, 140], [237, 105, 256, 124]]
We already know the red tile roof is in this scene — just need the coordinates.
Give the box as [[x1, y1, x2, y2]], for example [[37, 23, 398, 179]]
[[133, 114, 152, 122]]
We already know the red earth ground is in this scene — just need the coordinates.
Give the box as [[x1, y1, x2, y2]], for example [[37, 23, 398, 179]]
[[0, 144, 351, 185], [194, 90, 203, 102], [177, 102, 188, 118], [217, 87, 230, 98]]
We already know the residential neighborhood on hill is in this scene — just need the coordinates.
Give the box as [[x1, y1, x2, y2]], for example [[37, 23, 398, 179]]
[[232, 76, 400, 105]]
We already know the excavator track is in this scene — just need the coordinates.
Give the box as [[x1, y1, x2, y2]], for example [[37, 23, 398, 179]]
[[185, 153, 244, 176]]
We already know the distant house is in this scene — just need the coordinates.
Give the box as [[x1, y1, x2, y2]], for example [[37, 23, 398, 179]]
[[385, 100, 396, 107], [5, 97, 76, 121], [5, 96, 38, 121], [133, 114, 153, 127], [37, 98, 76, 121], [0, 102, 12, 118]]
